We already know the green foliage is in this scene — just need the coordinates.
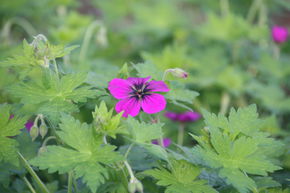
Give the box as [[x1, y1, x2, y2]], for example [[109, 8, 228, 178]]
[[92, 101, 124, 138], [0, 104, 27, 165], [197, 13, 267, 42], [144, 159, 217, 193], [165, 81, 199, 110], [1, 39, 78, 77], [247, 82, 290, 113], [126, 117, 163, 144], [134, 61, 163, 80], [30, 114, 123, 192], [8, 72, 96, 122], [125, 117, 168, 161], [193, 105, 283, 193]]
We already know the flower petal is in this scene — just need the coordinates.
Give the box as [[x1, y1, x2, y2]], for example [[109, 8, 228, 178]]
[[141, 93, 166, 114], [108, 78, 131, 99], [115, 98, 141, 117], [127, 76, 151, 85], [147, 80, 170, 92]]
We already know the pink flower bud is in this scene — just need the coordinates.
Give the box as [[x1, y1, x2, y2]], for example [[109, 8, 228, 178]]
[[272, 26, 288, 44]]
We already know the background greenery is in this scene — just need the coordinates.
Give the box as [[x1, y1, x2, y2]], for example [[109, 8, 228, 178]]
[[0, 0, 290, 193]]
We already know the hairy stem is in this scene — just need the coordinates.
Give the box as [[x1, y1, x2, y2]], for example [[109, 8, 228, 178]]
[[125, 143, 134, 158], [52, 59, 60, 80], [18, 152, 50, 193], [273, 44, 280, 60], [246, 0, 260, 23], [219, 92, 230, 115], [177, 123, 185, 146], [79, 21, 102, 62], [67, 172, 73, 193], [23, 176, 37, 193], [124, 161, 135, 181], [220, 0, 230, 17]]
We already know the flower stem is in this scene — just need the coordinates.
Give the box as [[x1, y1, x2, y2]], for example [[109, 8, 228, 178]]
[[42, 136, 57, 147], [219, 92, 230, 115], [1, 17, 36, 44], [124, 161, 135, 181], [177, 124, 185, 146], [18, 152, 50, 193], [79, 21, 102, 62], [220, 0, 230, 17], [52, 59, 60, 80], [67, 172, 73, 193], [125, 144, 134, 158], [246, 0, 260, 23], [273, 44, 280, 60], [23, 176, 37, 193]]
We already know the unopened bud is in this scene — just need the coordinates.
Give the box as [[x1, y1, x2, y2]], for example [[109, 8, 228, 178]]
[[168, 68, 188, 79], [135, 180, 143, 193], [39, 124, 48, 138], [128, 182, 137, 193], [30, 126, 39, 141]]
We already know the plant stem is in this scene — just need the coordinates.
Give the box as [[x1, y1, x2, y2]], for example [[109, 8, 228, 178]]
[[23, 176, 37, 193], [79, 21, 102, 62], [52, 59, 60, 80], [42, 136, 57, 147], [125, 143, 134, 158], [177, 123, 185, 146], [103, 135, 108, 144], [162, 69, 169, 81], [246, 0, 260, 23], [67, 172, 73, 193], [18, 152, 50, 193], [1, 17, 36, 44], [273, 44, 280, 60], [219, 92, 230, 115], [124, 161, 135, 181], [220, 0, 230, 17]]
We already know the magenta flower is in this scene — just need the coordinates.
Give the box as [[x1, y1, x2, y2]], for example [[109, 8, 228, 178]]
[[152, 138, 171, 148], [108, 76, 170, 117], [165, 111, 201, 123], [272, 26, 288, 44]]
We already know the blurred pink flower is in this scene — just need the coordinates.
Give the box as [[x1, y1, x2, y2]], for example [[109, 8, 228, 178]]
[[152, 138, 171, 148], [165, 111, 201, 123], [25, 121, 34, 131], [272, 26, 288, 44], [108, 76, 170, 117]]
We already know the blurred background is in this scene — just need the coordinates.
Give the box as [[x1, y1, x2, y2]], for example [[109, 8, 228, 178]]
[[0, 0, 290, 191]]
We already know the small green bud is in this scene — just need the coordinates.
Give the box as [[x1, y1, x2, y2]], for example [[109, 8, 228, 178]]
[[39, 124, 48, 138], [117, 63, 130, 79], [135, 180, 143, 193], [30, 126, 39, 141], [128, 182, 137, 193], [168, 68, 188, 79]]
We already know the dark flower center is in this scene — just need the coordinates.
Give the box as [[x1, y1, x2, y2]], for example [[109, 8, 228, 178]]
[[130, 83, 151, 100]]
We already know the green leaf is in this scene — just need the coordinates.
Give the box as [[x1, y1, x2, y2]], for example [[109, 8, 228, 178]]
[[133, 61, 163, 80], [30, 115, 123, 192], [165, 81, 199, 110], [144, 159, 217, 193], [0, 105, 27, 165], [195, 105, 282, 193], [126, 117, 163, 143], [202, 104, 261, 137], [8, 72, 96, 122]]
